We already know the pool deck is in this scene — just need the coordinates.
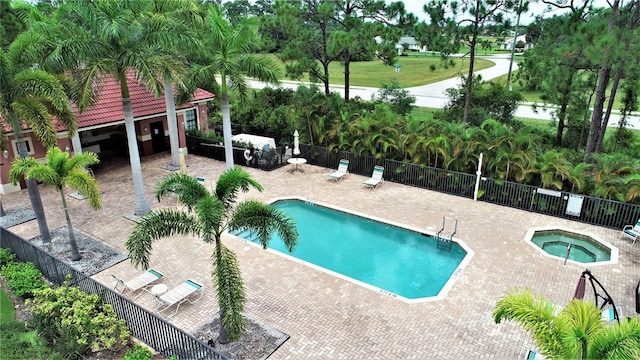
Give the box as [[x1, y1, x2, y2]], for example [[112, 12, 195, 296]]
[[3, 152, 639, 359]]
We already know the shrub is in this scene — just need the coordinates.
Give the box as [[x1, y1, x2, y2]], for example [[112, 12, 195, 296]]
[[1, 262, 46, 298], [0, 247, 16, 268], [122, 343, 153, 360], [28, 279, 130, 358]]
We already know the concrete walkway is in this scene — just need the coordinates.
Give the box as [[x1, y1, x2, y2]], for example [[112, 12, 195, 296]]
[[2, 153, 639, 359]]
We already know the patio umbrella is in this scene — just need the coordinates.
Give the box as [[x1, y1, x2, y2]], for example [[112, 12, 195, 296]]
[[179, 148, 187, 175], [573, 273, 586, 300], [293, 130, 300, 156]]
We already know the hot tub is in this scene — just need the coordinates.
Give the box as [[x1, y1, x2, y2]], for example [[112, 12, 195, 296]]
[[524, 226, 618, 265]]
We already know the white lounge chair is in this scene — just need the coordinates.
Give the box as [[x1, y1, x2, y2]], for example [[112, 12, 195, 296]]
[[620, 219, 640, 244], [155, 279, 204, 319], [327, 159, 349, 182], [363, 166, 384, 189], [112, 269, 164, 299]]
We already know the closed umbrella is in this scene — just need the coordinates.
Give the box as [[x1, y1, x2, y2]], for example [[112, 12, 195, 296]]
[[179, 148, 187, 175], [293, 130, 300, 156], [573, 273, 586, 300]]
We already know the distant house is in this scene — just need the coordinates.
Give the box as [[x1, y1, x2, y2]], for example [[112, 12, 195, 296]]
[[396, 36, 427, 54], [0, 73, 214, 194], [500, 34, 533, 51]]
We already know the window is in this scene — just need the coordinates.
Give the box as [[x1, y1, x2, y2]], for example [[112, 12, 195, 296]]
[[11, 137, 34, 157], [184, 109, 197, 131]]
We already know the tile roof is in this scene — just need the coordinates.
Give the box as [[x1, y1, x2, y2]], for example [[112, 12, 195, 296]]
[[68, 73, 214, 130]]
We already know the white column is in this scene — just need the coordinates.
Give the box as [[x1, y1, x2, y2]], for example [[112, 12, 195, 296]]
[[71, 132, 82, 155], [473, 153, 483, 201]]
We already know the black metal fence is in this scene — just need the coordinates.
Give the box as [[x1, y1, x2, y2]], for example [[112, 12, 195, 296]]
[[185, 135, 640, 229], [299, 144, 640, 230], [186, 135, 288, 171], [478, 177, 640, 229], [0, 228, 228, 360]]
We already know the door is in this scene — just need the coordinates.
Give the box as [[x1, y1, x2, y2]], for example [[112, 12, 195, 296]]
[[150, 121, 166, 153]]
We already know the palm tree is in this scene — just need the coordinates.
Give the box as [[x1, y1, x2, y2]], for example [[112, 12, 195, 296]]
[[126, 169, 298, 343], [146, 0, 203, 169], [494, 288, 640, 360], [0, 40, 78, 243], [185, 5, 281, 169], [40, 0, 187, 216], [8, 147, 101, 261], [531, 150, 573, 190]]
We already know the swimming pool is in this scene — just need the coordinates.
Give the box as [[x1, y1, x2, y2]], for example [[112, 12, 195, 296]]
[[524, 227, 618, 265], [230, 198, 472, 302]]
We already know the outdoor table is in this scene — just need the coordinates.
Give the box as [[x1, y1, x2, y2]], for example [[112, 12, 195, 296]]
[[150, 283, 168, 297], [287, 158, 307, 172]]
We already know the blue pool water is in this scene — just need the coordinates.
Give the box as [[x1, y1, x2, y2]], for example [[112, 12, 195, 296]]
[[231, 199, 468, 300], [531, 230, 611, 263]]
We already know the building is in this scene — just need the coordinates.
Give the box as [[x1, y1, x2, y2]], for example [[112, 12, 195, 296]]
[[500, 34, 533, 51], [396, 36, 427, 54], [0, 74, 215, 194]]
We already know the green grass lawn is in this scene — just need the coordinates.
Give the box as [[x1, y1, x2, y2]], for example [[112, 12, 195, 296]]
[[0, 289, 65, 359], [0, 288, 15, 323], [261, 54, 494, 88]]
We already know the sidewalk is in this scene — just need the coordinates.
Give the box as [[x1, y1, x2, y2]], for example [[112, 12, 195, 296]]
[[2, 153, 638, 359]]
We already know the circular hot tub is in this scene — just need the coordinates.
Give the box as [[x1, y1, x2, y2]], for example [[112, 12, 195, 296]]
[[524, 226, 618, 265]]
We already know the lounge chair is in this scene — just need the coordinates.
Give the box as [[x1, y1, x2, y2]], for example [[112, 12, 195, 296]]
[[620, 219, 640, 244], [327, 159, 349, 182], [363, 166, 384, 189], [525, 350, 546, 360], [112, 269, 164, 299], [155, 279, 204, 319], [520, 348, 547, 360]]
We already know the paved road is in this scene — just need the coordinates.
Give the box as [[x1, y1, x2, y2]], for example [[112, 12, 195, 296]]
[[248, 54, 640, 128]]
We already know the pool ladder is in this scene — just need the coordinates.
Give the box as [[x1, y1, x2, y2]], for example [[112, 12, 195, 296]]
[[436, 217, 457, 251]]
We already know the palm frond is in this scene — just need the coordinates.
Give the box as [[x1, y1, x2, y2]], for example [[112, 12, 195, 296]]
[[64, 169, 102, 210], [66, 151, 100, 171], [214, 167, 263, 209], [155, 173, 208, 210], [11, 98, 58, 148], [195, 196, 226, 243], [230, 200, 298, 251], [24, 165, 59, 187], [126, 209, 201, 270], [556, 299, 605, 359], [212, 242, 246, 342], [589, 317, 640, 360], [493, 288, 568, 359], [8, 157, 41, 184]]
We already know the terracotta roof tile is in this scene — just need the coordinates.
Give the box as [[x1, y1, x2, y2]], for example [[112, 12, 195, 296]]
[[70, 73, 214, 130]]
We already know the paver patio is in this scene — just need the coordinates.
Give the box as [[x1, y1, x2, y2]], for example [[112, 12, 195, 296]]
[[3, 152, 639, 359]]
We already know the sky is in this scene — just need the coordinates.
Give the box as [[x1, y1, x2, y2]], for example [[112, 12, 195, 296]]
[[393, 0, 612, 25]]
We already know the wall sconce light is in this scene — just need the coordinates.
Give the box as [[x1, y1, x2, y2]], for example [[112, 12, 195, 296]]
[[144, 127, 149, 132], [65, 146, 70, 153], [3, 150, 8, 159], [180, 122, 185, 129]]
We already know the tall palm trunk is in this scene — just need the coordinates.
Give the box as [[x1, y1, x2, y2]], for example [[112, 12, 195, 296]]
[[16, 135, 51, 243], [221, 92, 234, 169], [59, 187, 81, 261], [164, 79, 180, 168], [119, 72, 151, 216], [123, 98, 151, 216]]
